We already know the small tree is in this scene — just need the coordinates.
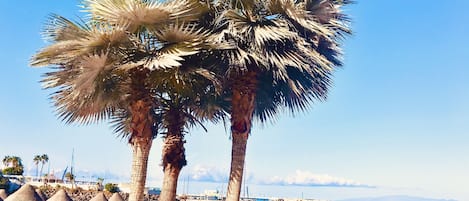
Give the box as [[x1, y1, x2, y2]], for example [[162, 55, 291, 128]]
[[2, 156, 23, 175], [40, 154, 49, 177], [97, 177, 104, 184], [96, 177, 104, 191], [65, 172, 75, 189], [0, 172, 10, 190], [104, 183, 120, 193], [33, 155, 42, 178], [65, 172, 74, 181]]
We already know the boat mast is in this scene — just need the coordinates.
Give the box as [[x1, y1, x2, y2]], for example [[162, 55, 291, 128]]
[[70, 148, 75, 176]]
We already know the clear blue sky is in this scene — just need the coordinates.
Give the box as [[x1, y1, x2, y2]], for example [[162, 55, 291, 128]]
[[1, 1, 468, 201]]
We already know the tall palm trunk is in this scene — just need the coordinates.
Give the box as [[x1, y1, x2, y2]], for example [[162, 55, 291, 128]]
[[129, 136, 152, 201], [159, 110, 186, 201], [128, 68, 154, 201], [128, 99, 154, 201], [226, 71, 257, 201], [40, 163, 44, 178]]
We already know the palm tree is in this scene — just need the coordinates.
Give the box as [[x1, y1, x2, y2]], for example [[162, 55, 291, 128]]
[[31, 0, 224, 200], [209, 0, 352, 200], [2, 156, 24, 175], [65, 172, 76, 189], [2, 156, 22, 169], [39, 154, 49, 178], [107, 14, 227, 201], [33, 155, 41, 179], [110, 57, 226, 201], [152, 64, 226, 201]]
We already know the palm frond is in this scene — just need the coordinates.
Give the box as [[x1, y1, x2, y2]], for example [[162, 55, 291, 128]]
[[83, 0, 171, 32], [147, 53, 187, 69], [32, 18, 131, 67], [192, 68, 222, 93], [41, 53, 127, 125], [31, 40, 85, 66], [144, 23, 214, 70], [52, 87, 117, 124], [268, 0, 334, 40], [43, 14, 90, 42], [153, 23, 208, 44], [190, 93, 229, 124], [165, 0, 210, 22], [254, 64, 332, 124], [72, 53, 114, 95], [224, 0, 256, 10], [110, 108, 132, 140], [305, 0, 352, 35], [253, 22, 295, 47], [227, 48, 261, 73]]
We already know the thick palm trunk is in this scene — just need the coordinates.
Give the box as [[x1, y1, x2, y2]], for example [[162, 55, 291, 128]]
[[128, 68, 155, 201], [226, 71, 257, 201], [159, 110, 186, 201], [159, 134, 185, 201], [160, 164, 181, 201], [129, 137, 152, 201]]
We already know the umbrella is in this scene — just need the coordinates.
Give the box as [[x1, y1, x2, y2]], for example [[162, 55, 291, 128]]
[[0, 189, 8, 200], [89, 192, 108, 201], [108, 193, 124, 201], [46, 189, 72, 201], [4, 184, 42, 201]]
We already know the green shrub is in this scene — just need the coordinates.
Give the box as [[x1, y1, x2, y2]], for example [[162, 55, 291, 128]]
[[2, 167, 23, 175], [64, 172, 75, 182], [104, 183, 119, 193], [0, 173, 9, 189]]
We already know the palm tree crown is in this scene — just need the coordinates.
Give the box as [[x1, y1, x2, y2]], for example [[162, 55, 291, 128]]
[[215, 0, 351, 109]]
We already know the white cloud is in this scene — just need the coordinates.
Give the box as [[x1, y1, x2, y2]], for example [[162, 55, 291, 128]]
[[190, 165, 229, 182], [261, 170, 372, 188], [186, 166, 371, 188]]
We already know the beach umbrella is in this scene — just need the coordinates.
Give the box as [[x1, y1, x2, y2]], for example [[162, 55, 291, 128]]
[[4, 184, 42, 201], [46, 189, 72, 201], [89, 192, 108, 201], [0, 189, 8, 200], [35, 189, 46, 201], [108, 193, 124, 201]]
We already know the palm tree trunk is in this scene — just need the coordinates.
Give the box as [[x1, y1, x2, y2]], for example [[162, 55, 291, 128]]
[[159, 135, 186, 201], [159, 110, 186, 201], [129, 137, 152, 201], [40, 164, 44, 178], [226, 71, 257, 201], [226, 132, 248, 201], [128, 98, 155, 201], [127, 68, 155, 201]]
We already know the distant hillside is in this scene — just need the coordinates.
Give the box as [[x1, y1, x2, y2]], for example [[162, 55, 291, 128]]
[[339, 195, 457, 201]]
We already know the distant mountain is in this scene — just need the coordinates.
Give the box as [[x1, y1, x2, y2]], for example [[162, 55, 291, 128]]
[[339, 195, 457, 201]]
